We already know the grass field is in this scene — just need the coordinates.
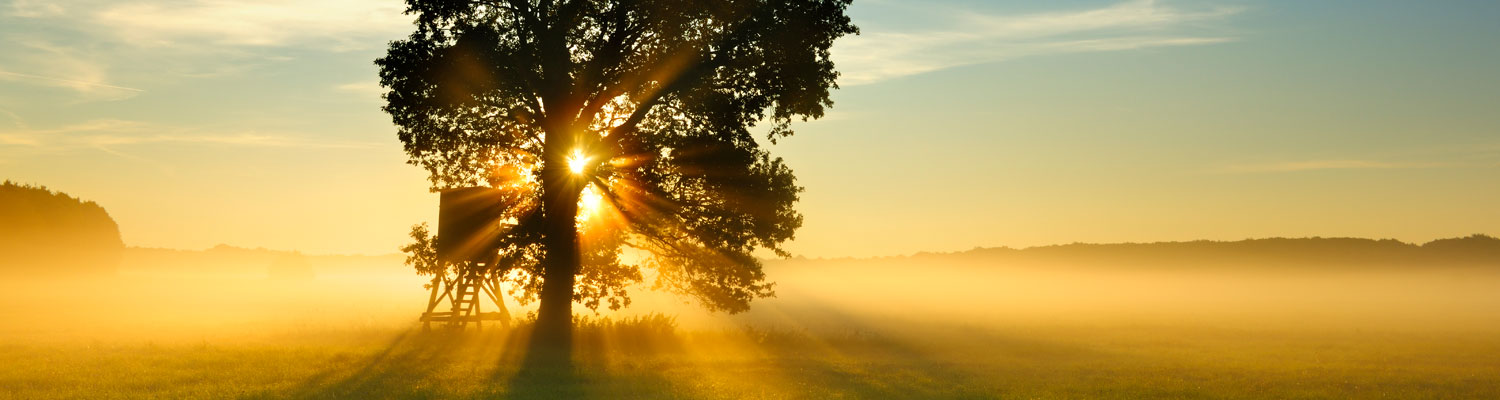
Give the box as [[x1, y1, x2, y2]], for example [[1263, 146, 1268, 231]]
[[2, 260, 1498, 399], [4, 320, 1497, 399]]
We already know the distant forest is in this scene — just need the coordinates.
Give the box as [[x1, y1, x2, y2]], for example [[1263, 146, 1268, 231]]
[[912, 235, 1500, 269], [1, 181, 125, 275], [4, 179, 1495, 275]]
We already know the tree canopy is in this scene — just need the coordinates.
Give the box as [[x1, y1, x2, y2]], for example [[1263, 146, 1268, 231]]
[[378, 0, 857, 321]]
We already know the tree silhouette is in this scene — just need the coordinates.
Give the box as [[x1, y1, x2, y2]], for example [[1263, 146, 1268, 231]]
[[0, 181, 124, 275], [377, 0, 857, 350]]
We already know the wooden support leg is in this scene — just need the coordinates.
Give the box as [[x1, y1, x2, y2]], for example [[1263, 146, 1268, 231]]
[[485, 275, 512, 328], [421, 274, 442, 332]]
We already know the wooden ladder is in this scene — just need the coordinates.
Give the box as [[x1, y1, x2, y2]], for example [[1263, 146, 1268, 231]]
[[420, 264, 510, 331], [450, 273, 483, 329]]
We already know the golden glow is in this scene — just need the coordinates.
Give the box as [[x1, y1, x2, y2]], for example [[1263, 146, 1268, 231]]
[[493, 157, 537, 186], [579, 184, 604, 220], [567, 148, 591, 175]]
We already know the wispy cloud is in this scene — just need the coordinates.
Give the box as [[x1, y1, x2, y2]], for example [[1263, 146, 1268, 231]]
[[0, 40, 144, 101], [0, 119, 379, 151], [0, 118, 374, 174], [0, 70, 144, 93], [0, 133, 40, 146], [93, 0, 410, 50], [1216, 160, 1449, 174], [0, 107, 27, 130], [334, 80, 387, 102], [833, 0, 1242, 85], [78, 133, 376, 149], [6, 0, 64, 18]]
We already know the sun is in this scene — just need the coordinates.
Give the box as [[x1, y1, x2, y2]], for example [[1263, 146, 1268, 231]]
[[567, 148, 591, 175], [567, 148, 608, 222]]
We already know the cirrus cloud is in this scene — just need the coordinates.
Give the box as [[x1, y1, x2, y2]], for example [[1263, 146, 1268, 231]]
[[833, 0, 1243, 86], [92, 0, 411, 50]]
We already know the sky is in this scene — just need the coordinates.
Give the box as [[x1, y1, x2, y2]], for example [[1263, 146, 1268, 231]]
[[1, 0, 1498, 257]]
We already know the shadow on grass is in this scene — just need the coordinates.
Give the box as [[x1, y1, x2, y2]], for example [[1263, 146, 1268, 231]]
[[721, 296, 1110, 398], [503, 315, 691, 399], [244, 312, 1094, 399], [247, 317, 688, 399], [246, 327, 515, 399]]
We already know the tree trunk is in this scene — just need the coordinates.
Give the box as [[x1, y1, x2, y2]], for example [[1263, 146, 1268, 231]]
[[534, 179, 580, 352], [530, 121, 584, 364]]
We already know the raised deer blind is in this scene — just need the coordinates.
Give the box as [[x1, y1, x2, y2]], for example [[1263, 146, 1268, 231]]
[[436, 187, 506, 263]]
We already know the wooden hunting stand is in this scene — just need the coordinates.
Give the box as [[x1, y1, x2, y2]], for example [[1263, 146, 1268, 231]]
[[419, 262, 509, 330], [420, 187, 513, 330]]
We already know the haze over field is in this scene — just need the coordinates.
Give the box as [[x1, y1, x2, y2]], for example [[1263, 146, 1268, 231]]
[[4, 236, 1499, 341], [4, 239, 1500, 398]]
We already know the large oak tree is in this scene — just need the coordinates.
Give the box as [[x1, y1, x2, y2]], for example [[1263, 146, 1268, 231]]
[[378, 0, 856, 350]]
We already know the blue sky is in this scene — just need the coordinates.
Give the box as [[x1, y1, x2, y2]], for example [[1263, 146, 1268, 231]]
[[2, 0, 1497, 256]]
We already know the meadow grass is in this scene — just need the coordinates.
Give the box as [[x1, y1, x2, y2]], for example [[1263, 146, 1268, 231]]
[[2, 317, 1497, 399]]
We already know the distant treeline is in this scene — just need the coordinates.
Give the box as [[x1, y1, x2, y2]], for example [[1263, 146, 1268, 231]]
[[0, 181, 124, 275], [920, 235, 1500, 269]]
